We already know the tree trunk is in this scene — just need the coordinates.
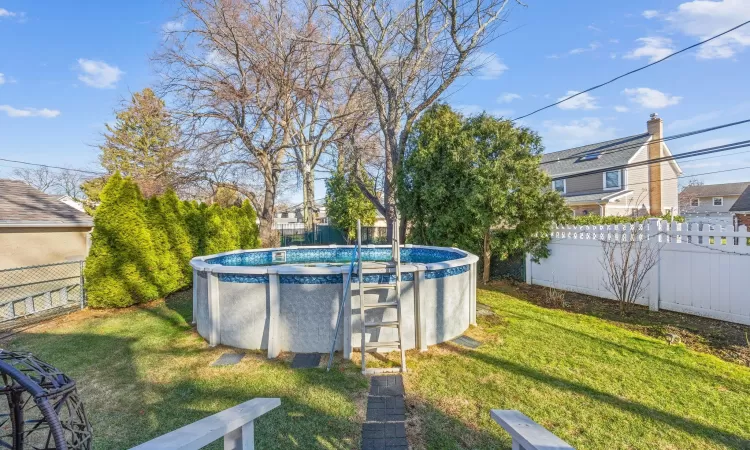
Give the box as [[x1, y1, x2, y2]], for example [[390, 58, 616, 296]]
[[383, 122, 401, 242], [482, 229, 492, 284], [259, 170, 279, 247], [302, 163, 315, 228]]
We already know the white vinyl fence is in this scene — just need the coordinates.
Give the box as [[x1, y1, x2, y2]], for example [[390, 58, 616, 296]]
[[527, 219, 750, 326]]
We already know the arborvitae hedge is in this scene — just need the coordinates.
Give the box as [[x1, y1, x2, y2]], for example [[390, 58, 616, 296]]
[[85, 174, 260, 308]]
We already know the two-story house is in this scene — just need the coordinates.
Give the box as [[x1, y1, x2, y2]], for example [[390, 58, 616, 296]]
[[679, 182, 750, 220], [542, 114, 682, 216]]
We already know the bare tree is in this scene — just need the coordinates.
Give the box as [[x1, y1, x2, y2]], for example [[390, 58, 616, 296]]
[[599, 223, 660, 313], [13, 167, 89, 200], [678, 176, 704, 213], [12, 167, 57, 193], [326, 0, 521, 239], [157, 0, 305, 245]]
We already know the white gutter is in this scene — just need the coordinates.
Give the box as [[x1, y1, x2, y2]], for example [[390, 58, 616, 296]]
[[0, 221, 94, 228]]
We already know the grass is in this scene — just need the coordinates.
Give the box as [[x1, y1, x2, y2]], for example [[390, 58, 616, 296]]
[[4, 286, 750, 449]]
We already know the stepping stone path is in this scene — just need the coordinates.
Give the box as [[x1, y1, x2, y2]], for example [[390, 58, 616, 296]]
[[451, 335, 481, 349], [291, 353, 322, 369], [211, 352, 245, 367], [362, 375, 408, 450]]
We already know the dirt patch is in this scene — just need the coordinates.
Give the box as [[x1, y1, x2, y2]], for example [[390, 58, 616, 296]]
[[487, 280, 750, 367]]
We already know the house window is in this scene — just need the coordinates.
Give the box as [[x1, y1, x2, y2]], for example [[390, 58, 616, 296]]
[[603, 170, 621, 190], [713, 197, 723, 206], [282, 212, 290, 218], [552, 179, 566, 194], [691, 198, 699, 207]]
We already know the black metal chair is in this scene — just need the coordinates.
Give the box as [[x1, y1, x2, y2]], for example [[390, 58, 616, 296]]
[[0, 350, 92, 449]]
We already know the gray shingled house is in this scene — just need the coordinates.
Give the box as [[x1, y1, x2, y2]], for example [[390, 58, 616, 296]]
[[541, 114, 682, 217], [0, 179, 93, 269], [729, 185, 750, 229]]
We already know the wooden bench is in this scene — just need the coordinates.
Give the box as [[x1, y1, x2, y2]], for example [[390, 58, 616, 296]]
[[131, 398, 280, 450], [490, 410, 574, 450]]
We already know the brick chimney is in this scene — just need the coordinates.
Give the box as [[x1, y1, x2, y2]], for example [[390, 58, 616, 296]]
[[647, 113, 663, 215]]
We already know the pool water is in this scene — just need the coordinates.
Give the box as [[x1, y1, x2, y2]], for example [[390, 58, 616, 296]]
[[206, 246, 463, 267]]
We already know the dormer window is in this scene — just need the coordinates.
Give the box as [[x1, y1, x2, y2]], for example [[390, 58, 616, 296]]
[[577, 152, 601, 162]]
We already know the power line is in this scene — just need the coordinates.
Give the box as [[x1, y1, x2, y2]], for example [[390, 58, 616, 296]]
[[513, 19, 750, 121], [540, 118, 750, 165], [553, 140, 750, 181], [0, 158, 105, 175], [567, 164, 750, 192]]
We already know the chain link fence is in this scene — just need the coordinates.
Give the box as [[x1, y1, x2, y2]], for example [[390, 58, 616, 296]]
[[278, 224, 388, 246], [0, 261, 85, 325]]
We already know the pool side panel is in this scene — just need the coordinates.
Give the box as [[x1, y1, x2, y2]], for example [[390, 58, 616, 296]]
[[195, 271, 209, 340], [277, 283, 343, 353], [218, 281, 269, 349], [420, 270, 471, 346]]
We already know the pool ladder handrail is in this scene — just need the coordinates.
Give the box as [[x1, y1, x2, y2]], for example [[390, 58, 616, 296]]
[[359, 216, 407, 375]]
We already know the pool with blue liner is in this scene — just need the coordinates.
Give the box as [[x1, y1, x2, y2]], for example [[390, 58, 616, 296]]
[[190, 245, 478, 357]]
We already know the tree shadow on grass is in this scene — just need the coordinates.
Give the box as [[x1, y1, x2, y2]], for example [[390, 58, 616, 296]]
[[5, 310, 368, 449], [438, 343, 750, 449]]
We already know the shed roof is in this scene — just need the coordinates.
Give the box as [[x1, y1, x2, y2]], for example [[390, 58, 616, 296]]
[[0, 179, 93, 227]]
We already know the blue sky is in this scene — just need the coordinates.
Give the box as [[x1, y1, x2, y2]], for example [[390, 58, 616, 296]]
[[2, 0, 750, 204]]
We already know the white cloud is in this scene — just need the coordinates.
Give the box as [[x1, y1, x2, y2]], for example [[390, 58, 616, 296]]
[[665, 0, 750, 59], [642, 10, 660, 19], [473, 52, 508, 80], [588, 25, 602, 32], [609, 39, 620, 44], [569, 42, 601, 55], [162, 20, 185, 33], [0, 8, 16, 17], [622, 87, 682, 108], [624, 37, 674, 62], [0, 73, 4, 85], [556, 90, 599, 110], [76, 59, 123, 89], [669, 111, 722, 130], [0, 105, 60, 118], [542, 118, 617, 149], [685, 137, 734, 151], [497, 93, 521, 104], [614, 105, 629, 113], [206, 49, 234, 68]]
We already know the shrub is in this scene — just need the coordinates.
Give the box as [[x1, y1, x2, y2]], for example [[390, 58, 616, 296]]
[[85, 175, 260, 308], [564, 213, 684, 226]]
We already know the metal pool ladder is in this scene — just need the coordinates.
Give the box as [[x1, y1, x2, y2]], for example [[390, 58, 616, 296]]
[[358, 217, 407, 375]]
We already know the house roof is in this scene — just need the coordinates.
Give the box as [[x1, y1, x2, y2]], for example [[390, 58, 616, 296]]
[[680, 182, 750, 198], [563, 190, 632, 205], [541, 133, 652, 177], [729, 186, 750, 212], [0, 179, 93, 227]]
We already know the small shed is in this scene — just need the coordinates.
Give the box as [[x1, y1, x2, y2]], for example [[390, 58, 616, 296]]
[[0, 179, 93, 270]]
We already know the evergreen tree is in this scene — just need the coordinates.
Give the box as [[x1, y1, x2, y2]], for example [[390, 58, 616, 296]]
[[238, 200, 261, 249], [325, 169, 377, 241], [399, 105, 570, 283], [84, 173, 161, 307], [99, 88, 182, 197], [145, 196, 186, 294]]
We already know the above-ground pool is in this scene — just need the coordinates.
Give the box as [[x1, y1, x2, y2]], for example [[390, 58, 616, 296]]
[[190, 245, 478, 359]]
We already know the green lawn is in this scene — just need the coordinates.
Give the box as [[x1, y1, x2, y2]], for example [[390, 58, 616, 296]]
[[5, 287, 750, 449]]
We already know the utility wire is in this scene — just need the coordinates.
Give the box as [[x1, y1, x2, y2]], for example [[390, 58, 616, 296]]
[[553, 140, 750, 181], [540, 119, 750, 165], [0, 158, 105, 175], [513, 19, 750, 121]]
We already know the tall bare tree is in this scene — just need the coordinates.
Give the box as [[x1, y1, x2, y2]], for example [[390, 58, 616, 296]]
[[326, 0, 520, 239], [12, 167, 57, 193], [13, 166, 89, 200], [157, 0, 303, 245]]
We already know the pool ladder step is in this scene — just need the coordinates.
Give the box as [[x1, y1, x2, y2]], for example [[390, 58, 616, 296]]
[[357, 217, 407, 375]]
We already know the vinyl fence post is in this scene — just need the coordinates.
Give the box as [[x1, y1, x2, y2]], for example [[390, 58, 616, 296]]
[[647, 218, 661, 311]]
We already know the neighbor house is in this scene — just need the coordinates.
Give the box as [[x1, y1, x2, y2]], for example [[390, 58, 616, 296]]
[[274, 200, 387, 229], [542, 114, 682, 216], [0, 180, 93, 270], [729, 185, 750, 229], [679, 181, 750, 220]]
